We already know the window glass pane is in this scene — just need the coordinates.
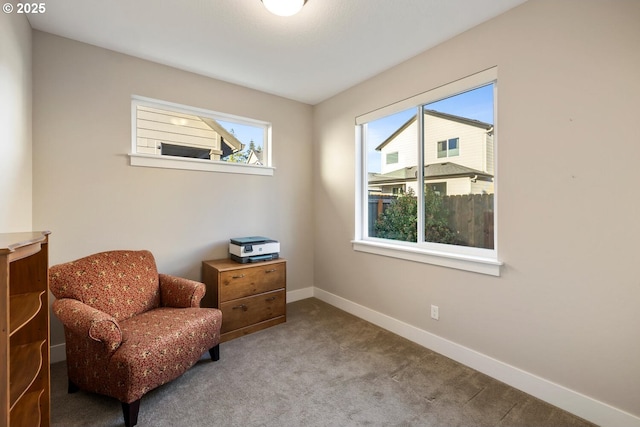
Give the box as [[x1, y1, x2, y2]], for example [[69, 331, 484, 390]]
[[386, 152, 399, 164], [448, 138, 459, 156], [366, 108, 417, 242], [356, 68, 498, 272], [134, 102, 267, 165], [422, 83, 495, 249], [216, 120, 265, 164]]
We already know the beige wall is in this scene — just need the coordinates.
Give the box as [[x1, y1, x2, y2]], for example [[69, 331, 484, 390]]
[[313, 0, 640, 419], [0, 8, 32, 232], [32, 32, 314, 346]]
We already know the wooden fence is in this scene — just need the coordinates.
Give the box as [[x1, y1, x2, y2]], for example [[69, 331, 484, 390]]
[[443, 194, 494, 249], [368, 196, 397, 237], [368, 193, 494, 249]]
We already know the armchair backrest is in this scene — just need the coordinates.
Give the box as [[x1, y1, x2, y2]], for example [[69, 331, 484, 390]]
[[49, 250, 161, 321]]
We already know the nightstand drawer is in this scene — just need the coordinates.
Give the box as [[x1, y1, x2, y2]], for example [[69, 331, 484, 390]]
[[219, 262, 285, 302], [220, 289, 285, 333]]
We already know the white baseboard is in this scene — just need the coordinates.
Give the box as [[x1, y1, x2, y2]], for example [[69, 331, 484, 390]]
[[312, 287, 640, 427], [50, 342, 66, 364], [287, 286, 314, 303]]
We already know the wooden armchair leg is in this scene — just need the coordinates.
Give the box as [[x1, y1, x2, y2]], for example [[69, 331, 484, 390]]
[[209, 344, 220, 361], [122, 399, 141, 427], [68, 379, 79, 394]]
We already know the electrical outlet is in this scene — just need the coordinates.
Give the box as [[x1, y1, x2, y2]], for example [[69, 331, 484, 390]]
[[431, 304, 439, 320]]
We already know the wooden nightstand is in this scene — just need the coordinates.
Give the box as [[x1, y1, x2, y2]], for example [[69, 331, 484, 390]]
[[201, 258, 286, 342]]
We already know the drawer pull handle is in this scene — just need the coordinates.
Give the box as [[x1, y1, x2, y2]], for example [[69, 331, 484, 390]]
[[232, 274, 245, 279], [265, 296, 277, 302], [232, 304, 248, 311], [265, 269, 277, 273]]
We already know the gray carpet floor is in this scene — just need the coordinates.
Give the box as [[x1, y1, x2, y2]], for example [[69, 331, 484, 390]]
[[50, 298, 596, 426]]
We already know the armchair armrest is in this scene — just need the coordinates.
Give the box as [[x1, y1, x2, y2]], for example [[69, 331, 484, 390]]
[[159, 274, 206, 308], [52, 298, 123, 351]]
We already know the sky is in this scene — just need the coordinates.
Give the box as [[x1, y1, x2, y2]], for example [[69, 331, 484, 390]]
[[366, 83, 494, 173], [218, 120, 265, 152]]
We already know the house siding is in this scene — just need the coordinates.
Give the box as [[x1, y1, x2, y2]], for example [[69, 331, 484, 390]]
[[380, 121, 417, 174], [136, 105, 224, 158], [423, 114, 490, 172], [380, 114, 492, 176]]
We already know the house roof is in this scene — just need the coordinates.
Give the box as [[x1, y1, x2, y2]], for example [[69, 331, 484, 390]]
[[368, 162, 492, 184], [375, 110, 493, 151], [200, 117, 245, 154], [247, 149, 264, 165]]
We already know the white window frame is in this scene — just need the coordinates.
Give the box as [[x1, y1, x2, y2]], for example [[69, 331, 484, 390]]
[[129, 95, 274, 176], [437, 138, 459, 158], [353, 67, 502, 276], [437, 140, 448, 158]]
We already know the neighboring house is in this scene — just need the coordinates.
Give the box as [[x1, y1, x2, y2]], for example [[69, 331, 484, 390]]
[[247, 148, 264, 165], [369, 110, 494, 196], [136, 105, 244, 160]]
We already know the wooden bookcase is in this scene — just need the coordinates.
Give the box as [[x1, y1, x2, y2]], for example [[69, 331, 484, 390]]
[[0, 231, 51, 427]]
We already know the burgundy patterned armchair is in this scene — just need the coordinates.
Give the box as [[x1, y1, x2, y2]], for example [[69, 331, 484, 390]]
[[49, 250, 222, 427]]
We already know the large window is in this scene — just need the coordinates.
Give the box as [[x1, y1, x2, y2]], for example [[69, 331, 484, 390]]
[[354, 68, 501, 275], [130, 96, 272, 175]]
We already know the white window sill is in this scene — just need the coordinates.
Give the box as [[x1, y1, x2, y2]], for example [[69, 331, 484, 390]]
[[129, 153, 275, 176], [352, 239, 502, 276]]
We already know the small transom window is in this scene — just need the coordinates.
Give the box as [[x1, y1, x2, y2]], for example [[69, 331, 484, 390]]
[[130, 96, 273, 175]]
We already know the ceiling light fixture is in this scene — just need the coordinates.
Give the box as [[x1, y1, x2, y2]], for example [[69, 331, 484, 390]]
[[261, 0, 308, 17]]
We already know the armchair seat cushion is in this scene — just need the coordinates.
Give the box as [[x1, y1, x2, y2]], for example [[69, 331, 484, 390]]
[[109, 307, 221, 402], [63, 304, 222, 404]]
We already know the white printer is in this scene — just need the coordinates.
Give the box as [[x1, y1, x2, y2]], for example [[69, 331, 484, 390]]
[[229, 236, 280, 263]]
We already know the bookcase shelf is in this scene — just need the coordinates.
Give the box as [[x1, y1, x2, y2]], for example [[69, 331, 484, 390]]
[[9, 341, 45, 407], [11, 390, 43, 427], [1, 231, 51, 427], [10, 292, 45, 335]]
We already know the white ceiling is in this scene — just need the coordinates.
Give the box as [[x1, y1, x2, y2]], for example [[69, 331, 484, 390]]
[[27, 0, 526, 105]]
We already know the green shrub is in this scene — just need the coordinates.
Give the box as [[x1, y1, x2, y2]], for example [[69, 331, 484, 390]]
[[374, 189, 418, 242], [374, 187, 457, 244]]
